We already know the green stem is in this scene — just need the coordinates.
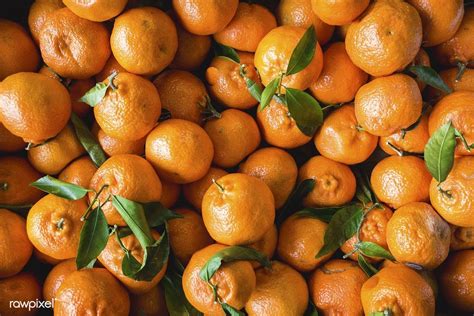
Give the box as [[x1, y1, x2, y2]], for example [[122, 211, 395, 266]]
[[386, 141, 405, 157], [455, 61, 467, 82], [56, 218, 65, 230], [81, 184, 109, 221], [437, 184, 452, 199], [212, 179, 225, 193]]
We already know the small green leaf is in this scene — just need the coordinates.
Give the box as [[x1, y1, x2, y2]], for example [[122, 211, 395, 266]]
[[30, 175, 89, 200], [221, 303, 245, 316], [70, 113, 107, 167], [276, 179, 315, 225], [240, 64, 262, 102], [353, 167, 378, 205], [424, 122, 456, 182], [316, 204, 365, 258], [144, 202, 183, 228], [214, 42, 240, 64], [304, 301, 319, 316], [358, 255, 378, 277], [285, 88, 323, 136], [293, 207, 341, 222], [286, 25, 317, 76], [199, 246, 271, 282], [79, 72, 118, 107], [370, 310, 393, 316], [408, 65, 452, 94], [259, 76, 280, 111], [357, 241, 395, 260], [163, 270, 202, 316]]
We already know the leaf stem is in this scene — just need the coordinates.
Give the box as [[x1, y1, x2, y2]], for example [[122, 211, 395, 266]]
[[455, 60, 467, 82], [386, 141, 405, 157], [212, 179, 225, 193], [81, 184, 109, 221], [0, 182, 8, 191]]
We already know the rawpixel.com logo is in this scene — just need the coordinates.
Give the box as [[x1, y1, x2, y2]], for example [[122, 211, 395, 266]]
[[8, 298, 54, 312]]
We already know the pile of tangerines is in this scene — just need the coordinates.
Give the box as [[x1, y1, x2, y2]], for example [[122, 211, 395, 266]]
[[0, 0, 473, 315]]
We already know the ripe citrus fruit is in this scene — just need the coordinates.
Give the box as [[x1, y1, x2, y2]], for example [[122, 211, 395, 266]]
[[28, 0, 64, 43], [0, 273, 42, 316], [58, 156, 97, 188], [311, 0, 370, 26], [62, 0, 128, 22], [379, 114, 429, 155], [43, 258, 76, 301], [159, 180, 181, 209], [450, 226, 474, 250], [92, 124, 146, 157], [0, 122, 24, 152], [170, 21, 211, 71], [130, 285, 168, 316], [183, 167, 228, 212], [247, 225, 278, 268]]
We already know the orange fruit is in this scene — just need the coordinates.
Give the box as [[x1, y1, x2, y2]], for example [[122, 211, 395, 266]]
[[0, 19, 39, 81], [182, 244, 256, 314], [0, 156, 44, 206], [239, 147, 298, 209], [247, 225, 278, 268], [427, 67, 474, 101], [172, 0, 239, 35], [94, 72, 162, 141], [428, 91, 474, 156], [276, 0, 335, 45], [0, 273, 42, 316], [130, 285, 168, 316], [277, 214, 333, 272], [314, 104, 378, 165], [245, 261, 309, 316], [361, 265, 435, 316], [170, 22, 211, 71], [0, 209, 33, 278], [55, 268, 130, 316], [355, 74, 422, 136], [438, 250, 474, 312], [205, 52, 262, 109], [146, 119, 214, 184], [256, 99, 312, 149], [98, 230, 167, 294], [298, 155, 356, 207], [183, 167, 228, 212], [0, 72, 71, 144], [27, 124, 85, 175], [95, 55, 127, 82], [386, 202, 450, 270], [214, 2, 277, 52], [450, 225, 474, 250], [254, 25, 324, 91], [202, 173, 275, 245], [153, 70, 208, 124], [410, 48, 432, 91], [204, 109, 261, 168], [311, 0, 370, 25], [27, 193, 86, 260], [168, 207, 214, 265], [310, 42, 368, 104], [34, 248, 61, 265], [0, 122, 25, 152], [69, 78, 94, 118], [39, 8, 110, 79], [63, 0, 128, 22], [38, 64, 63, 81], [28, 0, 64, 43], [345, 0, 422, 77], [379, 114, 429, 155], [430, 156, 474, 227], [371, 156, 431, 209], [159, 180, 181, 209], [92, 123, 146, 157], [43, 258, 77, 302], [309, 259, 368, 315], [111, 7, 178, 76], [58, 156, 97, 188], [89, 154, 162, 226]]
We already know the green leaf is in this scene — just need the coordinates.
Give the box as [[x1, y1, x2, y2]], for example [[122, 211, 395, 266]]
[[76, 205, 109, 269], [286, 25, 317, 76], [163, 271, 202, 316], [221, 303, 244, 316], [30, 175, 89, 200], [79, 71, 118, 107], [144, 202, 183, 228], [408, 65, 452, 94], [259, 76, 280, 111], [276, 179, 315, 225], [353, 167, 378, 205], [424, 122, 456, 182], [239, 64, 262, 102], [358, 255, 378, 277], [214, 42, 240, 64], [285, 88, 323, 136], [199, 246, 271, 282], [357, 241, 395, 261], [316, 204, 365, 258], [304, 301, 319, 316], [370, 310, 393, 316], [70, 113, 107, 167], [293, 207, 341, 223]]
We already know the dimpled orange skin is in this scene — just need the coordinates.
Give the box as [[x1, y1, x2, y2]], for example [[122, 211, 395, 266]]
[[311, 0, 369, 25], [310, 42, 368, 104], [95, 55, 127, 82], [277, 215, 333, 272], [94, 72, 162, 141], [88, 154, 162, 226], [153, 70, 208, 124], [276, 0, 335, 45], [111, 7, 178, 76], [28, 0, 64, 43], [62, 0, 127, 22], [92, 124, 146, 157], [172, 0, 239, 36], [69, 78, 94, 118], [247, 225, 278, 268], [130, 285, 168, 316], [26, 194, 86, 260], [354, 74, 422, 137], [55, 268, 130, 316], [430, 157, 474, 228], [0, 19, 39, 81], [168, 208, 214, 265], [257, 99, 312, 149], [0, 273, 42, 316], [0, 156, 44, 205], [204, 109, 261, 168], [206, 53, 262, 109], [309, 259, 368, 316], [43, 258, 77, 302], [98, 230, 167, 294], [450, 226, 474, 250], [438, 250, 474, 312], [170, 22, 211, 71], [214, 3, 277, 52], [379, 114, 430, 155], [361, 265, 435, 316], [239, 147, 298, 209], [314, 104, 378, 165], [160, 180, 181, 209], [0, 122, 25, 152], [146, 119, 214, 184], [345, 0, 422, 77], [298, 155, 356, 207], [0, 72, 71, 144], [183, 167, 228, 212], [0, 209, 33, 278], [428, 91, 474, 156], [182, 244, 256, 315], [386, 202, 451, 270], [58, 156, 98, 188], [255, 25, 323, 91], [202, 173, 275, 246], [246, 261, 309, 316]]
